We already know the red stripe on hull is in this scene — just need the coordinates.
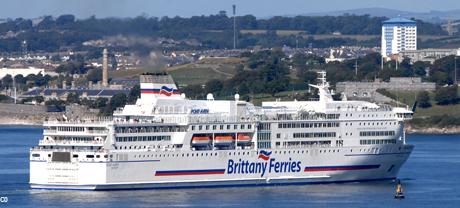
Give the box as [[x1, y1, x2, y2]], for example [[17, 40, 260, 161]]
[[155, 171, 225, 176]]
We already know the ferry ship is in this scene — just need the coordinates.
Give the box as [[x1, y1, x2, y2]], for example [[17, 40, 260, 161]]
[[30, 72, 414, 190]]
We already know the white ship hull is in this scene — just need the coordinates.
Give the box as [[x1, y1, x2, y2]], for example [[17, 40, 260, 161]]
[[30, 73, 415, 191], [30, 144, 413, 190]]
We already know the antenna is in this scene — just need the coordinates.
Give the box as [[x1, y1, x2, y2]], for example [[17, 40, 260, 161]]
[[13, 73, 16, 104], [381, 54, 384, 70], [455, 56, 458, 85], [354, 59, 358, 77], [233, 4, 237, 50]]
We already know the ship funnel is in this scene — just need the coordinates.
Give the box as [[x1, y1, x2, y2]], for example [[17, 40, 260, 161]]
[[139, 73, 181, 100]]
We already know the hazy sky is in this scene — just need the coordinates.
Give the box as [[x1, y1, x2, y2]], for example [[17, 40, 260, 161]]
[[1, 0, 460, 19]]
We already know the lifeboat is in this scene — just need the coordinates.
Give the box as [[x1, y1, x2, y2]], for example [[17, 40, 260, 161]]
[[237, 134, 252, 145], [191, 136, 211, 146], [214, 136, 234, 146]]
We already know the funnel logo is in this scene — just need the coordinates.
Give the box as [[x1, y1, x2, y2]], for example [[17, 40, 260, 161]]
[[141, 86, 179, 96], [159, 86, 177, 96], [258, 150, 272, 161]]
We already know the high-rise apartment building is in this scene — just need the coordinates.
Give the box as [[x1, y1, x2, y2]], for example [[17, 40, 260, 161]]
[[381, 17, 417, 58]]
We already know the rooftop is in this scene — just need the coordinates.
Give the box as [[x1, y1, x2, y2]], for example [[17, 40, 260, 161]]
[[383, 17, 416, 24]]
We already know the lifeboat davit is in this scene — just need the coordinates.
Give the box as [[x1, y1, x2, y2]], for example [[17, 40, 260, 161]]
[[191, 136, 211, 146], [214, 136, 234, 146], [237, 134, 252, 144]]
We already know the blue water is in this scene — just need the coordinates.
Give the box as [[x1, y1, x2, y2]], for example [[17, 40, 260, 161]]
[[0, 126, 459, 207]]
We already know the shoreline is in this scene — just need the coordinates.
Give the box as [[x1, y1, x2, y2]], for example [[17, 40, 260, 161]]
[[405, 124, 460, 134], [0, 119, 459, 134]]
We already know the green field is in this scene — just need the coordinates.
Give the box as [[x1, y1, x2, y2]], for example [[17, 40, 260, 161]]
[[167, 58, 240, 85], [388, 90, 460, 119], [109, 57, 241, 85]]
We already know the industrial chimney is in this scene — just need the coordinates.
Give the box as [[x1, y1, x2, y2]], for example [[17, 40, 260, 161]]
[[102, 48, 109, 87]]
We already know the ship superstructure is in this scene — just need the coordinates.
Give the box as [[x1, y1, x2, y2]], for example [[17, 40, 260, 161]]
[[30, 72, 414, 190]]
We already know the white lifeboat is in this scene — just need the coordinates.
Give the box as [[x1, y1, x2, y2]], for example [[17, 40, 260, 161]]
[[237, 134, 252, 144], [214, 136, 234, 146], [191, 136, 211, 146]]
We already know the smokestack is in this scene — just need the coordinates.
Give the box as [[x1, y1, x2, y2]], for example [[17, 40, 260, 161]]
[[102, 48, 109, 87]]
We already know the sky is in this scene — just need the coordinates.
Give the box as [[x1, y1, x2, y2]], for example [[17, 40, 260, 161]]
[[0, 0, 459, 19]]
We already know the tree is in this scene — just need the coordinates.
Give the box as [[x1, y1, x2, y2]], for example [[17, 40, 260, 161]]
[[55, 61, 87, 74], [204, 79, 223, 94], [1, 75, 13, 87], [102, 93, 127, 115], [109, 93, 127, 109], [181, 84, 204, 99], [416, 91, 431, 108], [66, 92, 80, 104], [93, 97, 108, 109], [413, 61, 428, 77], [127, 85, 140, 104], [434, 86, 458, 105]]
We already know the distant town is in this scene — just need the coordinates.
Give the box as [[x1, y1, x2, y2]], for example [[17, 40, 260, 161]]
[[0, 12, 459, 132]]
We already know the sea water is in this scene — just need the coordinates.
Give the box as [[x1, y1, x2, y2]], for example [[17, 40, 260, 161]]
[[0, 126, 459, 207]]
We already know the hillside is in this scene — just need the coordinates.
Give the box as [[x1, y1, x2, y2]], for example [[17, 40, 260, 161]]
[[302, 8, 460, 23], [167, 58, 240, 85]]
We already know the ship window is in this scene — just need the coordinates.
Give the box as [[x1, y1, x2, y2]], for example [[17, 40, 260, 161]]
[[234, 124, 238, 129], [96, 155, 100, 158], [72, 154, 78, 158], [32, 153, 40, 157], [220, 125, 224, 130], [247, 124, 251, 129], [86, 155, 94, 158], [277, 133, 281, 138], [213, 125, 217, 130], [199, 126, 202, 130], [206, 125, 209, 130], [227, 125, 231, 130]]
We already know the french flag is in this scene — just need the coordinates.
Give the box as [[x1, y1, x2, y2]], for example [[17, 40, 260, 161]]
[[258, 150, 272, 161]]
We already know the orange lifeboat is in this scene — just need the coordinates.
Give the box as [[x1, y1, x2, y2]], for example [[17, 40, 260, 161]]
[[191, 136, 211, 146], [237, 134, 252, 144], [214, 136, 234, 146]]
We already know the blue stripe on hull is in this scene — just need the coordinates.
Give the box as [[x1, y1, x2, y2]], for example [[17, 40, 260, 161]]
[[30, 177, 396, 191]]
